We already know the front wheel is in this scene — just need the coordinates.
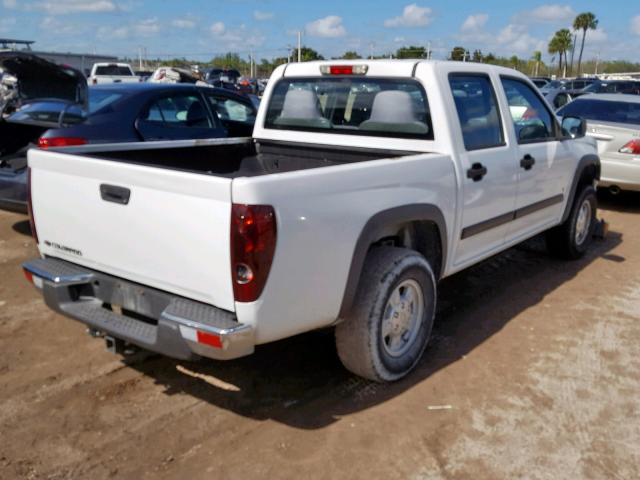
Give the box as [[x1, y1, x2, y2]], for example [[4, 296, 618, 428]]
[[546, 186, 598, 259], [335, 247, 436, 382]]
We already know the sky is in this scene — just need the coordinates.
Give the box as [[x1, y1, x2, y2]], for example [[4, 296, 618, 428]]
[[1, 0, 640, 63]]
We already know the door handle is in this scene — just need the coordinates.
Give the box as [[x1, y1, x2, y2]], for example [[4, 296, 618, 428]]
[[100, 184, 131, 205], [520, 154, 535, 170], [466, 162, 487, 182]]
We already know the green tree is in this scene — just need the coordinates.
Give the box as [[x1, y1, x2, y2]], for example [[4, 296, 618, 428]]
[[339, 51, 362, 59], [395, 46, 427, 59], [449, 46, 466, 61], [292, 46, 324, 62], [532, 50, 542, 76], [573, 12, 598, 75], [472, 49, 483, 62], [549, 29, 572, 76], [510, 55, 520, 70]]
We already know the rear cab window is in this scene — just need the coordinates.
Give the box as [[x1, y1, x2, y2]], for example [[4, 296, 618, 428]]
[[558, 99, 640, 125], [94, 65, 134, 76], [264, 77, 433, 139]]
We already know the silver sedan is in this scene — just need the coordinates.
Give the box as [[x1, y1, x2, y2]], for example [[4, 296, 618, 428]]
[[557, 94, 640, 193]]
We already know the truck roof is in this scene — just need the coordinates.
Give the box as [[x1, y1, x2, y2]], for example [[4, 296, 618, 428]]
[[280, 59, 530, 81]]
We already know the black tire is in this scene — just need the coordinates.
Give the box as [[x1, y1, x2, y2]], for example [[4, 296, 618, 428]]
[[335, 247, 436, 382], [546, 186, 597, 259]]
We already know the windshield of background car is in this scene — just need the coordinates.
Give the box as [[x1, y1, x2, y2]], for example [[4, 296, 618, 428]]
[[88, 89, 124, 114], [265, 77, 433, 139], [95, 65, 133, 76], [558, 99, 640, 125]]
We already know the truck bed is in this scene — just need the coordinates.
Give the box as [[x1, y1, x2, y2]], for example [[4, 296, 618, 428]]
[[82, 139, 416, 178]]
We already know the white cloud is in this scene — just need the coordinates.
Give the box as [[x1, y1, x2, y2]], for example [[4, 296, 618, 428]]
[[632, 16, 640, 36], [37, 0, 118, 14], [527, 4, 575, 23], [97, 25, 128, 39], [305, 15, 346, 38], [587, 28, 608, 43], [461, 13, 488, 33], [209, 22, 264, 49], [3, 0, 17, 9], [496, 24, 543, 53], [172, 18, 196, 29], [253, 10, 273, 21], [384, 4, 433, 28], [0, 17, 16, 33], [39, 16, 88, 35], [394, 36, 405, 43], [210, 21, 225, 36], [134, 17, 159, 36]]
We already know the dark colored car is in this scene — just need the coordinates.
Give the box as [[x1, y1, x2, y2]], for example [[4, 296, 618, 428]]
[[582, 80, 640, 95], [0, 54, 257, 213]]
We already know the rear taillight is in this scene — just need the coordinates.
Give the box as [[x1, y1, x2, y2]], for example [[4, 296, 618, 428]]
[[619, 139, 640, 155], [38, 137, 87, 149], [92, 78, 97, 85], [26, 167, 39, 244], [230, 204, 277, 302]]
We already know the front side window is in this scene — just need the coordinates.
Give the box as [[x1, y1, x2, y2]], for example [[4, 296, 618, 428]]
[[140, 94, 212, 128], [501, 77, 555, 143], [449, 74, 504, 150], [265, 77, 433, 139]]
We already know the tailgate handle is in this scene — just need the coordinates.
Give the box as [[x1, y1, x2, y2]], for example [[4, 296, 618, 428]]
[[100, 184, 131, 205]]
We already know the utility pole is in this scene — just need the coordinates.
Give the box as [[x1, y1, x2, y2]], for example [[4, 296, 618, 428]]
[[297, 31, 302, 62], [595, 51, 600, 75], [369, 43, 374, 60], [138, 46, 143, 71], [426, 41, 431, 60]]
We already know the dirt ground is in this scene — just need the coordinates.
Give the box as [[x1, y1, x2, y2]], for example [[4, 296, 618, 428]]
[[1, 191, 639, 480]]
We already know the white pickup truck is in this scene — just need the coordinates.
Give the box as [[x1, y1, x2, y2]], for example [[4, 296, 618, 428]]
[[88, 62, 139, 85], [23, 60, 600, 381]]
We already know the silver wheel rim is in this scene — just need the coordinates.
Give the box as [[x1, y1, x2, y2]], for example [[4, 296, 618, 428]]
[[575, 199, 592, 246], [381, 279, 424, 358]]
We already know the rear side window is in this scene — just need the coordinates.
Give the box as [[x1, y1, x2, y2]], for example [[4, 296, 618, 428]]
[[140, 94, 212, 128], [205, 94, 256, 123], [501, 77, 555, 142], [265, 77, 433, 139], [558, 99, 640, 125], [449, 74, 504, 150]]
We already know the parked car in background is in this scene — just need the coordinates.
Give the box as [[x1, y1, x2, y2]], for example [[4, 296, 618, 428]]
[[89, 62, 139, 85], [0, 53, 257, 212], [530, 77, 551, 88], [582, 80, 640, 95], [0, 52, 88, 212], [205, 68, 241, 84], [149, 67, 208, 85], [540, 78, 596, 95], [558, 94, 640, 192], [545, 88, 575, 110]]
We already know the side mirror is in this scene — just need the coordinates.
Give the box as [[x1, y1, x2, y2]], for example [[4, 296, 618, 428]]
[[561, 116, 586, 139]]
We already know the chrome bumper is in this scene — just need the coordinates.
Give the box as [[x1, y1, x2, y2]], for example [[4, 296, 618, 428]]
[[23, 258, 254, 361]]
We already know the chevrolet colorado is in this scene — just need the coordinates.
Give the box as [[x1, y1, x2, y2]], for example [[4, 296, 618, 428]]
[[23, 60, 600, 381]]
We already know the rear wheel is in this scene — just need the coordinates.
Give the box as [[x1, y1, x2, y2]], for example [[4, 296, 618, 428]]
[[546, 186, 597, 259], [335, 247, 436, 382]]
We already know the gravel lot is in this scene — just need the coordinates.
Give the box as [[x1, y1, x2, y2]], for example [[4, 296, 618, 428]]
[[1, 191, 639, 480]]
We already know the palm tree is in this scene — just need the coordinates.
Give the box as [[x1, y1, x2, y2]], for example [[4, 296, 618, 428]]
[[548, 36, 562, 76], [551, 29, 572, 77], [573, 13, 598, 75], [532, 50, 542, 76]]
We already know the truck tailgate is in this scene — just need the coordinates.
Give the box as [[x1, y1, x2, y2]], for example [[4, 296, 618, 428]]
[[28, 149, 235, 312]]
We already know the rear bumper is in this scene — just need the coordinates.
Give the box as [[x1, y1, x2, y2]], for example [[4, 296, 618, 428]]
[[598, 156, 640, 191], [23, 257, 254, 361]]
